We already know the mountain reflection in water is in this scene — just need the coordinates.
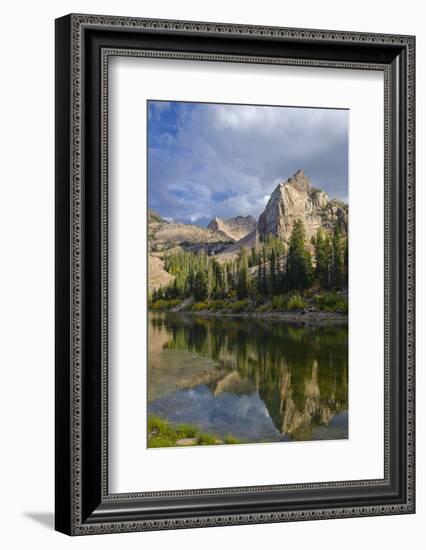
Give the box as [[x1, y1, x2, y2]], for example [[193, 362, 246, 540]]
[[147, 313, 348, 444]]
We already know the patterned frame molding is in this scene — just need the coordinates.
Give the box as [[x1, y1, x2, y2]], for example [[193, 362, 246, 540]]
[[55, 13, 415, 536]]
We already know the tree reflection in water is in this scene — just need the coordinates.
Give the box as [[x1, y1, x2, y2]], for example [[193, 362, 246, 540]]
[[148, 313, 348, 443]]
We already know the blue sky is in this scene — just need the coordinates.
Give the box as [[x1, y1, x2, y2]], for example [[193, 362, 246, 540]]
[[148, 100, 348, 227]]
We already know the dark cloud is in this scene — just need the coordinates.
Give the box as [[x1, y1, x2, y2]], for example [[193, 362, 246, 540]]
[[148, 102, 348, 224]]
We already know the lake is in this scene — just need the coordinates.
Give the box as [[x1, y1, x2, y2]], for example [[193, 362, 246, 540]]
[[147, 312, 348, 445]]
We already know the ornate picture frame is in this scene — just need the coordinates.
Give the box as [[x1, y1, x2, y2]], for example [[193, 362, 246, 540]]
[[55, 14, 415, 535]]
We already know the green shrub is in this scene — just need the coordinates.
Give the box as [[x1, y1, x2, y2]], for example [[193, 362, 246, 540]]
[[314, 292, 348, 313], [335, 300, 348, 313], [148, 415, 175, 439], [148, 436, 176, 448], [150, 299, 168, 310], [224, 435, 241, 444], [197, 432, 218, 445], [209, 299, 226, 311], [287, 294, 307, 311], [228, 299, 251, 312], [147, 415, 243, 448], [272, 295, 287, 310], [150, 299, 181, 311], [191, 300, 210, 311], [176, 423, 198, 439], [256, 303, 271, 313]]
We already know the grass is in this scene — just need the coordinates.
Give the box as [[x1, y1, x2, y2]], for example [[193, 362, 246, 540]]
[[149, 298, 181, 311], [191, 300, 210, 312], [197, 432, 218, 446], [227, 299, 252, 312], [314, 291, 348, 313], [175, 423, 198, 439], [287, 294, 308, 311], [148, 291, 348, 315], [147, 415, 242, 448], [223, 435, 241, 444], [148, 436, 176, 448]]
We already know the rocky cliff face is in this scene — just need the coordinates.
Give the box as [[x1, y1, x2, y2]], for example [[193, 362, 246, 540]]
[[148, 218, 231, 254], [207, 215, 257, 242], [148, 210, 234, 290], [148, 254, 175, 293], [257, 170, 348, 243]]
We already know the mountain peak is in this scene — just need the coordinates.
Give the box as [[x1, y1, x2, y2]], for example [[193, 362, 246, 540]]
[[280, 169, 311, 193], [207, 215, 257, 242], [258, 171, 347, 243]]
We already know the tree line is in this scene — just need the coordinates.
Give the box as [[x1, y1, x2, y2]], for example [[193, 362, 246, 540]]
[[150, 220, 348, 303]]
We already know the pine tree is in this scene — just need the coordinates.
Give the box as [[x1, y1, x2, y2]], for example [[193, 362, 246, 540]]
[[285, 220, 312, 290], [226, 262, 235, 295], [171, 277, 179, 298], [343, 235, 349, 288], [222, 263, 229, 297], [187, 267, 194, 297], [256, 257, 263, 294], [251, 231, 260, 268], [211, 259, 222, 298], [324, 233, 332, 288], [314, 228, 329, 288], [262, 248, 267, 292], [279, 260, 288, 293], [207, 261, 214, 299], [237, 250, 250, 299], [193, 270, 208, 301], [331, 225, 343, 288], [268, 248, 278, 295]]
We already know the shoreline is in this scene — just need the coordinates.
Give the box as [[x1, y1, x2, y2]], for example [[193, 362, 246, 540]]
[[150, 309, 348, 326]]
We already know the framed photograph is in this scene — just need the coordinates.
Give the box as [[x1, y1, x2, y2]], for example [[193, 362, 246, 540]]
[[55, 14, 415, 535]]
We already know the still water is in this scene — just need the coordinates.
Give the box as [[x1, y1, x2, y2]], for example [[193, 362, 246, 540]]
[[148, 313, 348, 444]]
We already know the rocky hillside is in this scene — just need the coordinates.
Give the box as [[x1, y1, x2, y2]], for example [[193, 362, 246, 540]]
[[207, 215, 257, 241], [148, 172, 348, 288], [148, 208, 165, 224], [257, 170, 348, 244], [148, 254, 175, 293], [148, 209, 233, 291], [148, 210, 232, 254]]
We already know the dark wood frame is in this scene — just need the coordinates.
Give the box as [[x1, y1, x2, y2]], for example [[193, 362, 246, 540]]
[[55, 13, 415, 535]]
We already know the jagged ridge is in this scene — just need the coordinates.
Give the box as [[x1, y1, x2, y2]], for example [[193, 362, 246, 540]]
[[257, 170, 348, 243], [207, 215, 257, 242]]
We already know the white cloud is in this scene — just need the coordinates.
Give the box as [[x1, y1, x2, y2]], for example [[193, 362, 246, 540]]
[[148, 102, 348, 224], [189, 213, 204, 223]]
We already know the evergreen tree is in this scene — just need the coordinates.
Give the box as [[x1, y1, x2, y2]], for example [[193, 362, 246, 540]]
[[207, 261, 214, 299], [171, 277, 179, 298], [260, 248, 268, 295], [222, 263, 229, 297], [211, 259, 223, 298], [193, 270, 208, 301], [226, 262, 235, 295], [154, 287, 164, 300], [268, 248, 278, 295], [331, 226, 344, 288], [343, 235, 349, 288], [186, 268, 194, 297], [237, 250, 250, 299], [256, 257, 263, 294], [279, 261, 288, 293], [314, 228, 329, 288], [285, 220, 312, 290], [250, 231, 260, 268]]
